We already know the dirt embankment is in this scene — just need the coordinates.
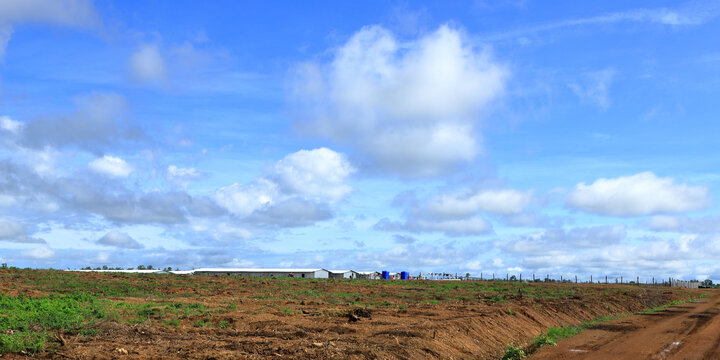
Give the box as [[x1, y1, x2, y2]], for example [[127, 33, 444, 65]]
[[532, 290, 720, 360], [0, 271, 702, 359]]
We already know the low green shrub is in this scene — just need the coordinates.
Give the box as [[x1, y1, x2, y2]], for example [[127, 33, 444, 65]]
[[500, 344, 526, 360]]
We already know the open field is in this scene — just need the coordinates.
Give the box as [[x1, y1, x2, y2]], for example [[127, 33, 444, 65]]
[[0, 270, 707, 359]]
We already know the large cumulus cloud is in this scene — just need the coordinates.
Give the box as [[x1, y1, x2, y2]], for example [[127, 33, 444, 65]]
[[214, 147, 354, 228], [292, 24, 507, 177]]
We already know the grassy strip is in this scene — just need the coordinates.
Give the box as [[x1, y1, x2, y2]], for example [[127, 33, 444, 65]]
[[500, 293, 709, 359], [0, 293, 106, 354], [636, 293, 707, 315]]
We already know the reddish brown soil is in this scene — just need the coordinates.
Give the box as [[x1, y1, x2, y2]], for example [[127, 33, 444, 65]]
[[0, 271, 706, 359], [532, 290, 720, 360]]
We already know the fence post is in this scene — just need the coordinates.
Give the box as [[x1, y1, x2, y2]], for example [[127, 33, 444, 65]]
[[480, 272, 483, 281], [605, 275, 608, 284], [575, 275, 577, 284], [621, 276, 623, 284], [520, 273, 522, 282], [590, 275, 593, 283], [533, 273, 535, 281], [637, 276, 639, 285]]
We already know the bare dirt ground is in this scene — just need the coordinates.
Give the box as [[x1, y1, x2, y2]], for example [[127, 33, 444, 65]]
[[0, 270, 708, 359], [532, 290, 720, 360]]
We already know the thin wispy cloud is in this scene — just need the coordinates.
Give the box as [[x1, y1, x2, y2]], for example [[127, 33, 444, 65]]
[[481, 3, 720, 43]]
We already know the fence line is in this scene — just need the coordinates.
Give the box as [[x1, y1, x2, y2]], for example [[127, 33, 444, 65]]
[[419, 273, 706, 289]]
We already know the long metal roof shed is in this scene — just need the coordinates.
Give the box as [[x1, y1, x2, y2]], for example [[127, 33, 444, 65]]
[[191, 268, 330, 278], [67, 269, 168, 274]]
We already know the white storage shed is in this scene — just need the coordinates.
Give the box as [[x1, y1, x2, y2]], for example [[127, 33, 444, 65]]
[[192, 268, 330, 278]]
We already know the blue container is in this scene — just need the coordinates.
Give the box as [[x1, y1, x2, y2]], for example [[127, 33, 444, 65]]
[[381, 271, 390, 279], [400, 271, 409, 280]]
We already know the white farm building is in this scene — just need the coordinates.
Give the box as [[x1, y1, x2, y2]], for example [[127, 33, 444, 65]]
[[69, 269, 169, 274], [328, 270, 360, 279], [192, 268, 330, 278]]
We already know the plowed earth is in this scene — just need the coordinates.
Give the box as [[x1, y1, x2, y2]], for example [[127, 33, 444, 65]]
[[0, 270, 706, 359], [532, 290, 720, 360]]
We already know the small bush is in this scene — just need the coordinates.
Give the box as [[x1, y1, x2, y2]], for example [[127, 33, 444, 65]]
[[163, 318, 180, 328], [192, 320, 207, 328], [501, 344, 526, 360], [532, 333, 556, 347]]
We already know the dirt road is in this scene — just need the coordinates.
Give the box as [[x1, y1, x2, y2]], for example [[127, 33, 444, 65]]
[[532, 290, 720, 360]]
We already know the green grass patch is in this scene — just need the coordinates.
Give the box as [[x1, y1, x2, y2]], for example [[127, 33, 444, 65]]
[[637, 294, 707, 315], [163, 318, 180, 328], [0, 293, 106, 354]]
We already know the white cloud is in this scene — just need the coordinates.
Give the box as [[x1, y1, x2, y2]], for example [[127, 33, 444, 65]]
[[225, 258, 254, 267], [96, 231, 143, 249], [0, 0, 99, 60], [214, 179, 277, 217], [427, 188, 532, 216], [274, 147, 353, 202], [22, 246, 55, 260], [0, 218, 26, 239], [374, 185, 530, 236], [293, 24, 507, 177], [89, 155, 133, 178], [567, 172, 708, 216], [0, 218, 45, 243], [393, 234, 416, 244], [502, 225, 627, 254], [128, 44, 166, 84], [213, 148, 351, 227], [168, 165, 202, 178], [411, 216, 492, 235], [375, 215, 492, 236], [645, 215, 682, 231], [353, 240, 484, 268], [645, 215, 720, 234], [0, 0, 99, 26], [0, 115, 23, 134], [167, 165, 204, 186], [483, 4, 719, 43], [20, 92, 142, 151], [0, 25, 11, 59]]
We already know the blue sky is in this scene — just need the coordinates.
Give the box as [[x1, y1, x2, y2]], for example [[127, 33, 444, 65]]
[[1, 0, 720, 281]]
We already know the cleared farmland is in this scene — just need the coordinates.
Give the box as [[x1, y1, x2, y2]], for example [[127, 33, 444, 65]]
[[0, 269, 705, 359]]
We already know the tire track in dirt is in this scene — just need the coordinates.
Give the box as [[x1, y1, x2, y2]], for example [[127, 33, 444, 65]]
[[532, 290, 720, 360]]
